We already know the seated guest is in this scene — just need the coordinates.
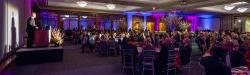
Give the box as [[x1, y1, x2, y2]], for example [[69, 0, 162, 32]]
[[142, 36, 154, 50], [197, 32, 206, 54], [157, 34, 174, 75], [230, 49, 246, 68], [121, 37, 129, 47], [137, 32, 144, 42], [81, 33, 88, 53], [180, 34, 192, 65], [200, 46, 232, 75], [230, 37, 246, 68], [88, 33, 95, 52], [243, 39, 250, 69]]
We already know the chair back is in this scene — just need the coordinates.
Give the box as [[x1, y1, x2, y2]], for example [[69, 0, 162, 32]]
[[95, 42, 101, 51], [166, 49, 177, 75], [108, 41, 116, 49], [142, 50, 156, 65], [142, 50, 156, 75], [122, 48, 134, 68], [121, 48, 135, 74], [122, 49, 134, 56], [168, 49, 177, 62], [142, 50, 156, 57]]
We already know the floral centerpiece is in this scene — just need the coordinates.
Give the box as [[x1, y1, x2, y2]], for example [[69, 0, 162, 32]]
[[51, 29, 64, 46], [179, 21, 191, 32]]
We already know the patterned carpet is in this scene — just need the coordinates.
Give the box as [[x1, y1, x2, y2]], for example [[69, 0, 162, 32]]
[[1, 41, 204, 75]]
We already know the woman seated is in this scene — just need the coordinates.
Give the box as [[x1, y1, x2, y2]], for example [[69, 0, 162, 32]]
[[142, 36, 155, 51]]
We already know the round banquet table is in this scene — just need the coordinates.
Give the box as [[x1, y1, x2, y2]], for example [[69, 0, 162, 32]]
[[231, 66, 249, 75]]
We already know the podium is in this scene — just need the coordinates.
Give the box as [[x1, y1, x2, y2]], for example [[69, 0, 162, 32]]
[[34, 30, 50, 47]]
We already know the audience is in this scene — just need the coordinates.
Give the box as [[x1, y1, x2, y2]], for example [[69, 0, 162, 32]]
[[63, 29, 250, 75]]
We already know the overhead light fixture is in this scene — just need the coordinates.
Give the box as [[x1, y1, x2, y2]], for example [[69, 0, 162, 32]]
[[106, 4, 116, 10], [64, 15, 69, 18], [152, 7, 156, 10], [76, 1, 88, 7], [232, 1, 247, 5], [224, 5, 235, 10], [238, 19, 242, 22], [82, 16, 87, 18], [237, 7, 248, 13]]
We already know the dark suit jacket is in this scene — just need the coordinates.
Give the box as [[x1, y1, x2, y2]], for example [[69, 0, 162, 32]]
[[230, 50, 246, 68], [26, 17, 37, 33], [201, 56, 232, 75]]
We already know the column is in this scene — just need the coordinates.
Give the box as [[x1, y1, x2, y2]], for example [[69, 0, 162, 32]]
[[95, 14, 99, 30], [143, 16, 147, 30], [0, 0, 5, 59], [110, 16, 113, 30], [57, 13, 62, 29], [20, 0, 32, 46], [78, 15, 81, 29], [245, 17, 250, 32], [142, 13, 151, 31], [155, 17, 160, 31], [187, 16, 199, 31], [127, 14, 133, 31], [153, 13, 164, 31]]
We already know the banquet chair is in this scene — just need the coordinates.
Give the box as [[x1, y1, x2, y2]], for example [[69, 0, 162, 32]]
[[95, 42, 102, 56], [167, 49, 177, 75], [106, 43, 111, 56], [108, 41, 117, 56], [179, 44, 193, 75], [122, 49, 135, 75], [142, 50, 156, 75], [99, 41, 109, 56], [198, 62, 205, 75]]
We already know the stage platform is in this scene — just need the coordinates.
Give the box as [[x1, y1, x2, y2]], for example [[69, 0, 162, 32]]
[[16, 47, 63, 65]]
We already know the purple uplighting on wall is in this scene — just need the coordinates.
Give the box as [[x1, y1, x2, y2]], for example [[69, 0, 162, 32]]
[[187, 16, 200, 31], [153, 13, 165, 31], [104, 19, 111, 30]]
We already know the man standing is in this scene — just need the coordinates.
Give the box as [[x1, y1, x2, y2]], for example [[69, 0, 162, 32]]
[[26, 12, 38, 48]]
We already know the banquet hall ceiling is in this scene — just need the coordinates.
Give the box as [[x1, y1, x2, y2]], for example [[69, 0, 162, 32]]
[[47, 0, 142, 12], [40, 0, 250, 14]]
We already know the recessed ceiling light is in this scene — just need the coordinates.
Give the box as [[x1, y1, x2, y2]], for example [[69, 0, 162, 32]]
[[106, 4, 116, 10], [76, 1, 88, 7], [232, 1, 248, 5], [224, 5, 235, 11], [237, 7, 248, 13]]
